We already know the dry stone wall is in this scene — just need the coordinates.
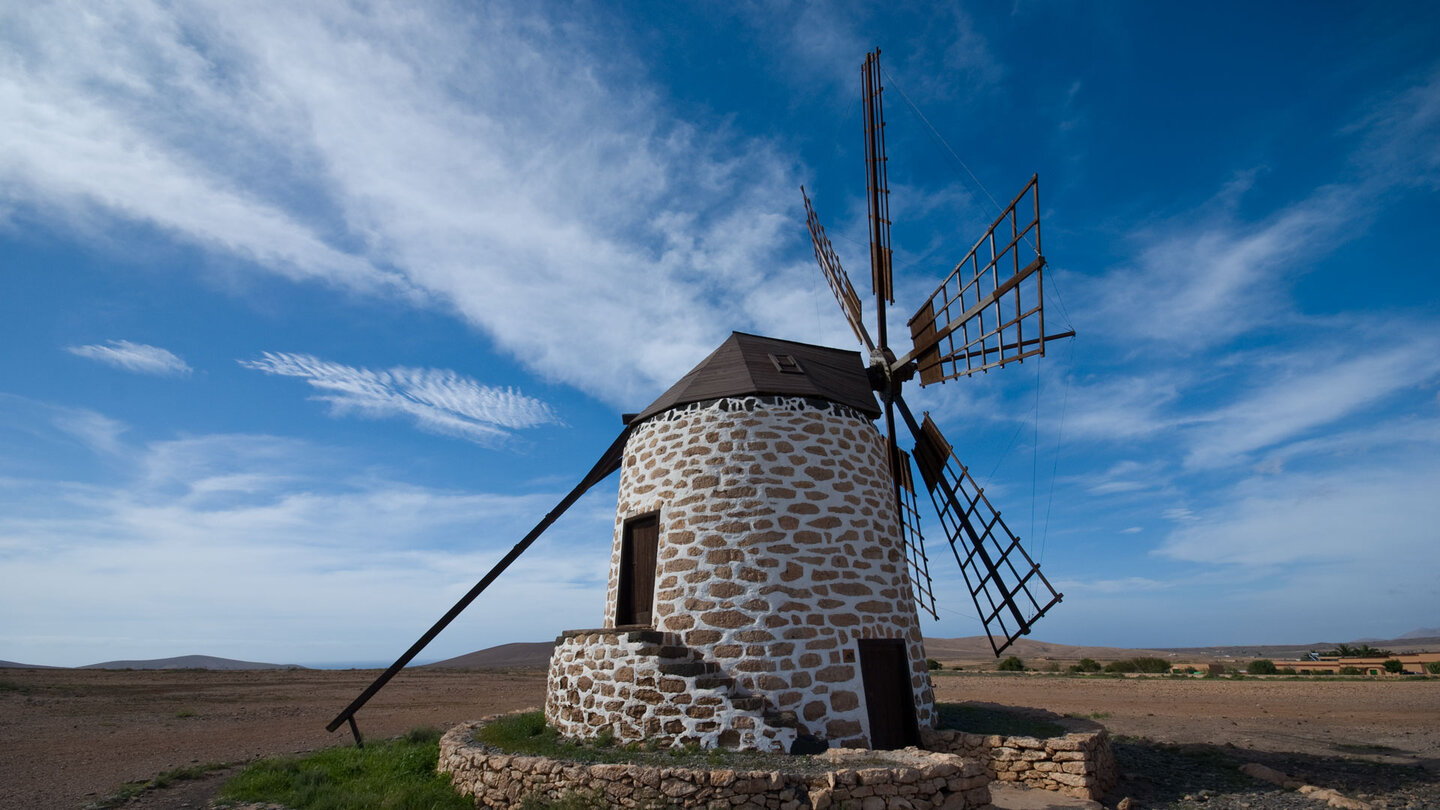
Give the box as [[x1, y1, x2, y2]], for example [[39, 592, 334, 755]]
[[601, 396, 934, 748], [440, 717, 993, 810], [922, 727, 1115, 801]]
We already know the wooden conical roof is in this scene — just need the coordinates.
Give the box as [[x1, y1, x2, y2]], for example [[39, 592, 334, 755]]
[[631, 332, 880, 423]]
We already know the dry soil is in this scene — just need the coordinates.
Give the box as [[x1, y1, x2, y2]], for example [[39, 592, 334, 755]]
[[1, 668, 1435, 809]]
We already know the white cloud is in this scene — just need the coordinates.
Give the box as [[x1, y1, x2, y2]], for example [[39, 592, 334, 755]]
[[1181, 335, 1440, 469], [1156, 459, 1440, 568], [65, 339, 192, 376], [240, 352, 558, 444], [1055, 576, 1168, 594], [1079, 70, 1440, 353], [50, 409, 129, 456], [0, 428, 616, 666], [0, 0, 826, 408]]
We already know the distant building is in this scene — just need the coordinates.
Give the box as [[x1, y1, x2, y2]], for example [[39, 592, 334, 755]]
[[1275, 651, 1439, 675]]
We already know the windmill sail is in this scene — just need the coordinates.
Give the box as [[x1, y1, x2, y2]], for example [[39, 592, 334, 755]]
[[802, 48, 1071, 656], [905, 175, 1048, 385], [894, 448, 937, 620], [802, 188, 875, 354], [862, 50, 894, 307], [896, 396, 1062, 656]]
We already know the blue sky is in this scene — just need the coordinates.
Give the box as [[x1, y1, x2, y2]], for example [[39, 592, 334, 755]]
[[2, 2, 1437, 667]]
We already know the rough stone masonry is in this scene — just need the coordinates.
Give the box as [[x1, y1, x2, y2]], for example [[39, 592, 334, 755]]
[[546, 396, 935, 750]]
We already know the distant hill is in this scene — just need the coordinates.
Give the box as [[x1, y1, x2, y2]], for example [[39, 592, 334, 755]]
[[81, 655, 302, 670], [1152, 635, 1440, 660], [1401, 627, 1440, 639], [0, 660, 59, 669], [428, 632, 1440, 670], [923, 636, 1181, 663], [426, 642, 555, 669]]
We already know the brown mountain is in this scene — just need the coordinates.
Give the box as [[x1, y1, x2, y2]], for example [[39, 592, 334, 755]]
[[425, 642, 557, 669], [81, 655, 302, 670], [414, 632, 1440, 671]]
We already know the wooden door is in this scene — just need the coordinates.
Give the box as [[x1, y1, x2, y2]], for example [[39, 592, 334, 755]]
[[858, 638, 920, 749], [617, 515, 659, 626]]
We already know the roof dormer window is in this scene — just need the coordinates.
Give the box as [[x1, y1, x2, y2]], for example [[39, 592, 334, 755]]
[[769, 353, 805, 374]]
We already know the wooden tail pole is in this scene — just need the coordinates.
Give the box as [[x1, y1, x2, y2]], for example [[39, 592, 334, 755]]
[[324, 426, 634, 745]]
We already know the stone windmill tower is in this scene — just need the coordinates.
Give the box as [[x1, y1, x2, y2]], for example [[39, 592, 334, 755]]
[[546, 332, 932, 752], [328, 49, 1070, 754]]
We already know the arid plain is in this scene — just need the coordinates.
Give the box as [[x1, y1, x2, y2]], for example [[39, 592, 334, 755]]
[[2, 664, 1437, 810]]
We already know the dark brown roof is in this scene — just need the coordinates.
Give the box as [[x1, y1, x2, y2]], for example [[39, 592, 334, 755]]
[[632, 332, 880, 422]]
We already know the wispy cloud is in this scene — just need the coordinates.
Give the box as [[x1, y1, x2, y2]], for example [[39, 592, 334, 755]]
[[0, 1, 822, 407], [0, 425, 615, 666], [65, 339, 192, 376], [1156, 456, 1440, 568], [1080, 70, 1440, 353], [239, 352, 559, 444], [1180, 332, 1440, 469]]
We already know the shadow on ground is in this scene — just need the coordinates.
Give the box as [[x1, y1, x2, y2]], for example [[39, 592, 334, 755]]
[[1106, 737, 1438, 810]]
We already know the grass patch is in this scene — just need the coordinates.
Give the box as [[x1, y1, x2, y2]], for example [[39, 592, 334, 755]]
[[175, 709, 197, 718], [518, 789, 608, 810], [476, 712, 766, 768], [476, 712, 891, 773], [86, 762, 231, 810], [933, 703, 1066, 738], [217, 727, 473, 810], [0, 679, 29, 694]]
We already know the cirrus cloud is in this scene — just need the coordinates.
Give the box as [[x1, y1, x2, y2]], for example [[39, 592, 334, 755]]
[[66, 340, 192, 376], [239, 351, 559, 444]]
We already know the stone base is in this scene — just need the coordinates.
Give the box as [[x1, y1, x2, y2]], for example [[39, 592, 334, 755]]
[[921, 715, 1116, 801], [439, 716, 993, 809], [546, 627, 797, 752]]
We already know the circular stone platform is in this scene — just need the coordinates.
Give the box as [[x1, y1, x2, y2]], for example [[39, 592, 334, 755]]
[[438, 715, 994, 809]]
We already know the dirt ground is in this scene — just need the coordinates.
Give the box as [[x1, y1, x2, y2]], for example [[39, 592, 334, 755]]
[[1, 667, 1436, 810]]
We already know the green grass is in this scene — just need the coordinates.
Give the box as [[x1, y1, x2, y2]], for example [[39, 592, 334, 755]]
[[474, 711, 835, 770], [933, 703, 1066, 738], [86, 762, 231, 809], [217, 727, 473, 810], [175, 709, 197, 718], [0, 679, 29, 694], [518, 789, 609, 810]]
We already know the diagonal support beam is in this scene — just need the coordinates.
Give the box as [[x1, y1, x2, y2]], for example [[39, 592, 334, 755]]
[[325, 426, 634, 744]]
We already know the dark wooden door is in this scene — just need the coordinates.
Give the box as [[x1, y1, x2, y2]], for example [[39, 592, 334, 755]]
[[617, 515, 659, 626], [858, 638, 920, 749]]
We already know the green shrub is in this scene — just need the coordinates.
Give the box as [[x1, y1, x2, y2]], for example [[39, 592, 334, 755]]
[[1339, 666, 1362, 675], [927, 658, 942, 671], [1247, 659, 1278, 675], [1132, 657, 1171, 673], [1426, 662, 1440, 675], [997, 656, 1025, 672], [1043, 662, 1060, 673], [1076, 658, 1102, 673], [1382, 659, 1405, 674], [1104, 659, 1137, 674]]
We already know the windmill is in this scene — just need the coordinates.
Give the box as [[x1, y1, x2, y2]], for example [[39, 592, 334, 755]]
[[801, 49, 1070, 658], [328, 48, 1072, 752]]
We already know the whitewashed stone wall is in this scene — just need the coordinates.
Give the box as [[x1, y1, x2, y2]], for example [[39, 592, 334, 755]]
[[546, 628, 797, 752], [597, 396, 934, 748]]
